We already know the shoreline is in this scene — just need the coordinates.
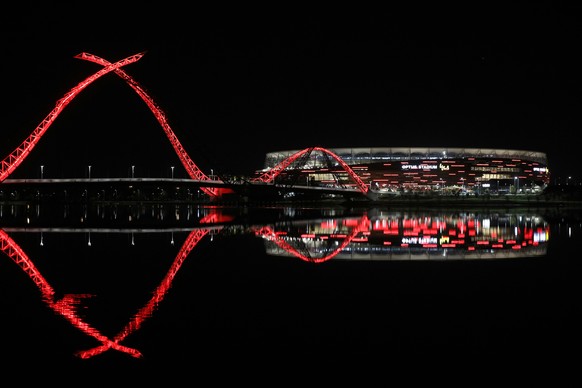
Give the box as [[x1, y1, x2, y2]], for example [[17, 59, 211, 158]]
[[2, 195, 582, 208]]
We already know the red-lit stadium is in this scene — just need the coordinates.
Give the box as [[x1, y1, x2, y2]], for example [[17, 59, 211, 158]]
[[259, 147, 550, 196]]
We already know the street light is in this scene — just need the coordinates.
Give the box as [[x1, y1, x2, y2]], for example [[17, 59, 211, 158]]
[[40, 165, 44, 179], [514, 177, 519, 194], [131, 165, 135, 178], [171, 166, 174, 179], [88, 165, 92, 179]]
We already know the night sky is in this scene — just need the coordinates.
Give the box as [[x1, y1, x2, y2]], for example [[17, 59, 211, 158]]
[[2, 4, 581, 182]]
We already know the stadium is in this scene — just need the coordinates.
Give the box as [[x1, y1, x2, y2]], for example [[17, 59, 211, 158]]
[[259, 147, 550, 196]]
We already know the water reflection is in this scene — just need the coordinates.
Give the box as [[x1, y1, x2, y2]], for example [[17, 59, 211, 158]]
[[0, 203, 569, 361], [0, 202, 238, 227], [259, 210, 550, 262], [0, 224, 217, 359]]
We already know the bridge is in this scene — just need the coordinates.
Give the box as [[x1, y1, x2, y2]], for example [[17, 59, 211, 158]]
[[0, 52, 376, 202], [1, 177, 365, 203]]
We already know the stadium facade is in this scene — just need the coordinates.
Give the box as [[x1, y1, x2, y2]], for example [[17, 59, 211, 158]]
[[260, 147, 550, 195]]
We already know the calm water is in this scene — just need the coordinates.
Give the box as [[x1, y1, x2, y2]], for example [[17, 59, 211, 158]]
[[0, 203, 578, 377]]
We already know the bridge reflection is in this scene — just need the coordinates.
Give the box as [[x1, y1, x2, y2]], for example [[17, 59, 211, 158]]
[[0, 205, 550, 359]]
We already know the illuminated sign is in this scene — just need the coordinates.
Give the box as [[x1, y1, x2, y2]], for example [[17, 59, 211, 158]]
[[402, 164, 438, 170], [402, 236, 438, 245]]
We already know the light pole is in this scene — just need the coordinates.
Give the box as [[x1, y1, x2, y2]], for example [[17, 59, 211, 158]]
[[514, 177, 519, 194], [171, 166, 174, 179], [131, 165, 135, 178], [88, 165, 92, 179], [40, 165, 44, 179]]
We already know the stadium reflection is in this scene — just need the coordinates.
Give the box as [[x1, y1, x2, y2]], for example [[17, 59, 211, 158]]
[[258, 209, 550, 262]]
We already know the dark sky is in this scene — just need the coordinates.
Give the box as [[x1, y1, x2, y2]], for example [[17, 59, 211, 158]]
[[2, 4, 581, 181]]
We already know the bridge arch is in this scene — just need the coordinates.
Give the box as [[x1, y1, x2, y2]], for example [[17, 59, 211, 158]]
[[0, 53, 144, 183], [1, 52, 229, 197], [251, 146, 371, 196], [75, 52, 229, 197]]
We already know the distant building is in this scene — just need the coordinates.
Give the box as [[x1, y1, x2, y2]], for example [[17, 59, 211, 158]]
[[260, 147, 550, 195]]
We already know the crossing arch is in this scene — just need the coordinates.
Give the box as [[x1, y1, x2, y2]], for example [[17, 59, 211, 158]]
[[0, 53, 144, 183], [75, 52, 229, 197], [1, 52, 229, 197]]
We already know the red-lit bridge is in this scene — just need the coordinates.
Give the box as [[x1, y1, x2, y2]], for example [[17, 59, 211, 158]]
[[0, 52, 376, 202]]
